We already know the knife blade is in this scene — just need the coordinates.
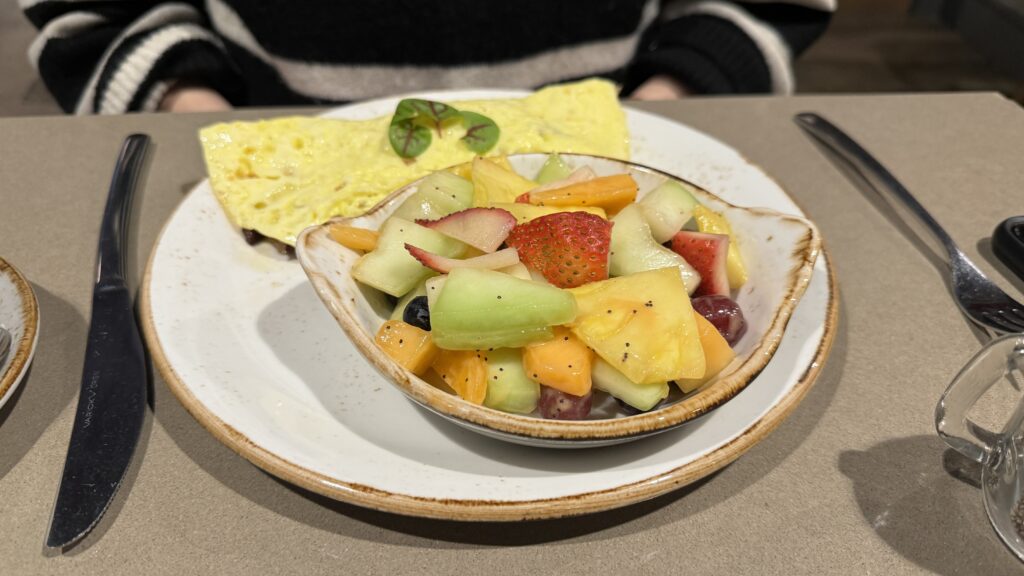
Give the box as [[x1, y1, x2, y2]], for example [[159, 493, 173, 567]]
[[46, 134, 151, 550]]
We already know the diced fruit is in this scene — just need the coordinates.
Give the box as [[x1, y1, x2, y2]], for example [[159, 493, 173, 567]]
[[693, 205, 747, 289], [329, 224, 378, 251], [390, 281, 427, 321], [537, 387, 592, 420], [392, 171, 474, 221], [638, 180, 698, 243], [490, 202, 606, 224], [675, 313, 736, 393], [670, 231, 730, 297], [402, 295, 431, 331], [375, 320, 438, 376], [534, 153, 573, 184], [516, 174, 637, 214], [405, 244, 520, 274], [471, 157, 536, 205], [430, 267, 577, 350], [522, 327, 594, 396], [504, 211, 612, 288], [528, 166, 596, 194], [416, 207, 516, 253], [592, 358, 669, 412], [425, 275, 446, 309], [431, 349, 487, 404], [483, 348, 540, 414], [497, 262, 532, 280], [352, 217, 465, 297], [568, 267, 705, 385], [691, 295, 748, 346], [609, 204, 700, 294]]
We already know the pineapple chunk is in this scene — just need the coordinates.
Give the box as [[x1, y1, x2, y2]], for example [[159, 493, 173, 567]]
[[522, 327, 594, 396], [675, 313, 736, 393], [568, 268, 705, 385], [471, 157, 536, 205], [490, 202, 606, 223], [375, 320, 438, 376], [693, 205, 747, 289]]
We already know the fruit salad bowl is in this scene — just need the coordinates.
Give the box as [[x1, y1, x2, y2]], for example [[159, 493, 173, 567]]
[[296, 154, 820, 448]]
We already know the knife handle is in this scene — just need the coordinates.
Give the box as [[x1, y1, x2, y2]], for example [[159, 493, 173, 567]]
[[97, 134, 150, 287], [994, 216, 1024, 282]]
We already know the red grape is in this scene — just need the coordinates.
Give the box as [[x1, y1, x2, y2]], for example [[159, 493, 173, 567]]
[[538, 386, 592, 420], [691, 295, 747, 346]]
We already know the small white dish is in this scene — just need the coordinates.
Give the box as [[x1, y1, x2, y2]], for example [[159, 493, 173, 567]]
[[0, 258, 39, 411], [297, 154, 821, 447]]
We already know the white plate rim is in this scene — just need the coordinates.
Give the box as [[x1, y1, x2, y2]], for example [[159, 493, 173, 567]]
[[0, 257, 40, 412], [140, 90, 840, 520]]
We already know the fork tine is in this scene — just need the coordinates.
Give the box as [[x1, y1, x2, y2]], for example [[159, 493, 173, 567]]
[[1003, 308, 1024, 332], [980, 311, 1023, 333]]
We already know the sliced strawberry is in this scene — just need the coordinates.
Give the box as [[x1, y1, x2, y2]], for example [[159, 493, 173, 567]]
[[405, 244, 520, 274], [416, 207, 516, 253], [504, 212, 612, 288], [670, 231, 730, 296]]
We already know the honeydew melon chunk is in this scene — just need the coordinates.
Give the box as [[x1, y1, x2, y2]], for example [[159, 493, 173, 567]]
[[351, 217, 465, 297], [592, 358, 669, 411], [534, 153, 574, 184], [392, 171, 474, 221], [483, 348, 540, 414], [609, 204, 701, 294], [425, 275, 447, 309], [639, 180, 699, 243], [430, 267, 577, 350], [390, 281, 428, 321]]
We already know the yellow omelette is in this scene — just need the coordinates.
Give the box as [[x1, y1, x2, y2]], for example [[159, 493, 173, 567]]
[[199, 79, 630, 245]]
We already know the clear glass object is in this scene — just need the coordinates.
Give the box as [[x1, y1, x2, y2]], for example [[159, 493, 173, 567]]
[[936, 333, 1024, 561]]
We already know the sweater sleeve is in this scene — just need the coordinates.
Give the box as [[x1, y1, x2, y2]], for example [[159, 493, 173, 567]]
[[622, 0, 835, 95], [21, 0, 243, 114]]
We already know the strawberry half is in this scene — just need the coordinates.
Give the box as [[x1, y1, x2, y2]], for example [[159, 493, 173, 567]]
[[504, 212, 612, 288], [670, 231, 730, 296]]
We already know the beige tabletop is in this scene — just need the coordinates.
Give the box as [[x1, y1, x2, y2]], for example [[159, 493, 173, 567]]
[[1, 94, 1023, 575]]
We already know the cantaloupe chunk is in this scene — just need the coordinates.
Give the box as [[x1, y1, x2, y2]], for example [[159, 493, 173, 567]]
[[675, 313, 735, 393], [329, 224, 378, 251], [521, 174, 637, 214], [522, 327, 594, 396], [375, 320, 438, 376], [431, 349, 488, 404]]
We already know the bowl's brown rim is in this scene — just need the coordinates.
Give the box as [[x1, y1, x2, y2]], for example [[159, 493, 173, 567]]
[[296, 154, 821, 440], [0, 258, 39, 407], [140, 162, 840, 522]]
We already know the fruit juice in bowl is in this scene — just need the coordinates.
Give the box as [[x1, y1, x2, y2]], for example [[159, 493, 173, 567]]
[[296, 154, 821, 447]]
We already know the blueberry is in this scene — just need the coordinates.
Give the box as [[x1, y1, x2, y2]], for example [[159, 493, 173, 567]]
[[403, 296, 431, 331]]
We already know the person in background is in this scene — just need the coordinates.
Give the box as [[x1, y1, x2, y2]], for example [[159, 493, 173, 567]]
[[21, 0, 834, 114]]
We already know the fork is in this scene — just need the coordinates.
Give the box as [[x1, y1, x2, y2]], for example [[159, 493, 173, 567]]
[[0, 326, 11, 367], [795, 113, 1024, 334]]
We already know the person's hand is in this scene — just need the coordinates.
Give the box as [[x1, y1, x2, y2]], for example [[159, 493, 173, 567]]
[[159, 85, 232, 112], [631, 75, 689, 100]]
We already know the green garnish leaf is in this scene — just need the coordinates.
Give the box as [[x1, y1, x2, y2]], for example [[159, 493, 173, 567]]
[[459, 111, 499, 154], [388, 99, 500, 158], [388, 120, 431, 159]]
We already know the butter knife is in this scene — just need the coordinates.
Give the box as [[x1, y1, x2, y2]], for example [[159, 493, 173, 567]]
[[46, 134, 150, 549]]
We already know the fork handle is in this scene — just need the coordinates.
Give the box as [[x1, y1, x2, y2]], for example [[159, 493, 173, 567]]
[[795, 113, 964, 266]]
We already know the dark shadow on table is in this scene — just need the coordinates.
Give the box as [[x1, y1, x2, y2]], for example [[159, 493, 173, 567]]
[[154, 277, 847, 547], [0, 286, 83, 481], [839, 435, 1021, 575]]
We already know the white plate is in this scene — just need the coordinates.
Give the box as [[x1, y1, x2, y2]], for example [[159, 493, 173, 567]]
[[0, 258, 39, 412], [141, 91, 838, 520]]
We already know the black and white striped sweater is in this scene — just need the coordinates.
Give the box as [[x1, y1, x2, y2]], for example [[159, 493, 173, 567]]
[[21, 0, 834, 114]]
